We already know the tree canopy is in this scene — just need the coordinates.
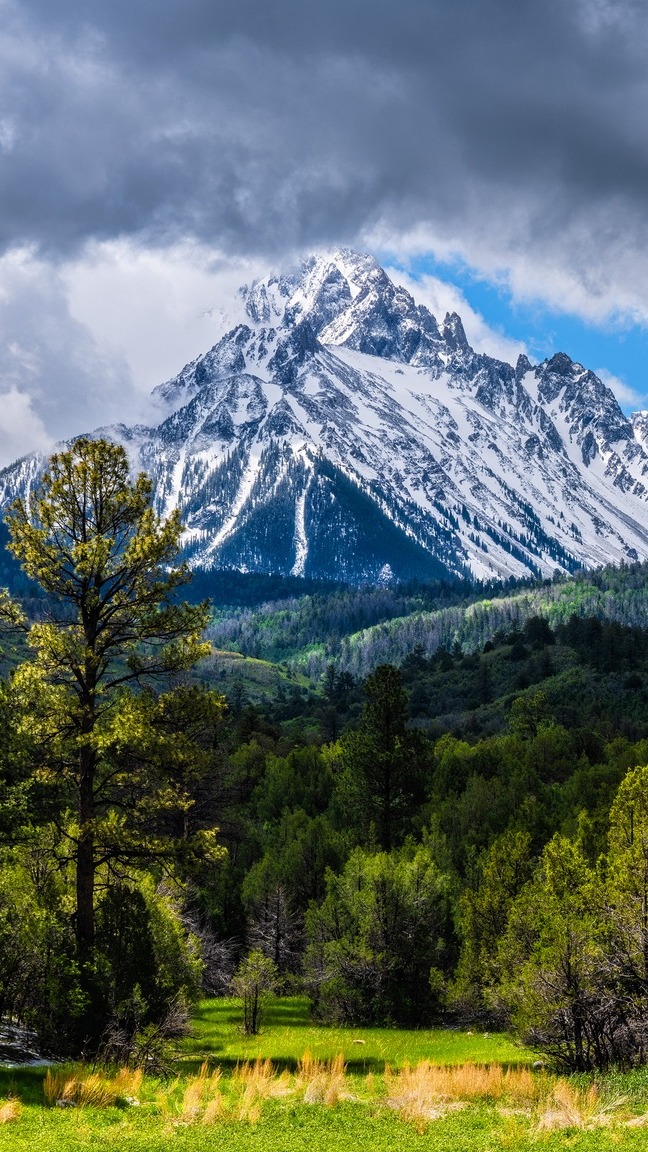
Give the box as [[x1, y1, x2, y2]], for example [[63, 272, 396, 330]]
[[0, 438, 218, 964]]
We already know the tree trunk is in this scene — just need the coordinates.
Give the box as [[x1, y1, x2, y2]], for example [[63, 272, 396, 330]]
[[76, 745, 95, 955]]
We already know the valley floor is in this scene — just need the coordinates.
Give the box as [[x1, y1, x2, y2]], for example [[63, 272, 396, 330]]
[[2, 999, 648, 1151]]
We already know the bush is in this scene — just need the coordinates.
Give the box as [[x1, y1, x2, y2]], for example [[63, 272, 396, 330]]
[[496, 792, 648, 1072], [0, 846, 87, 1056], [0, 857, 203, 1058]]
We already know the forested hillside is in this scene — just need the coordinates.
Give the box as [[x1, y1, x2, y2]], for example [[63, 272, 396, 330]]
[[5, 443, 648, 1073], [206, 561, 648, 678]]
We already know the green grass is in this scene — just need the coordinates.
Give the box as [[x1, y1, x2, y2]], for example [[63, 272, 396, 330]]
[[1, 1092, 648, 1152], [1, 998, 648, 1150], [179, 995, 535, 1072]]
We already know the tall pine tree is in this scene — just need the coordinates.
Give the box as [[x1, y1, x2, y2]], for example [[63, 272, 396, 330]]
[[1, 438, 215, 958]]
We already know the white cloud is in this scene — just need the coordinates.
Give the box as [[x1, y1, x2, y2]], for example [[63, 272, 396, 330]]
[[0, 246, 132, 460], [0, 386, 52, 464], [0, 241, 271, 464], [62, 240, 269, 406], [369, 218, 648, 332]]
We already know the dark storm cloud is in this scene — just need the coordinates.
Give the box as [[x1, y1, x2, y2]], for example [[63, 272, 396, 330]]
[[2, 0, 648, 295]]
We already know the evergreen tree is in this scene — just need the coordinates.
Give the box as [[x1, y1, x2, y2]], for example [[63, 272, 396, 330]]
[[336, 665, 427, 850], [497, 834, 602, 1070], [0, 439, 215, 960], [454, 829, 533, 1014]]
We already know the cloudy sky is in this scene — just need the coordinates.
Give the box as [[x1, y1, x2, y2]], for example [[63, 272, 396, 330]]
[[1, 0, 648, 464]]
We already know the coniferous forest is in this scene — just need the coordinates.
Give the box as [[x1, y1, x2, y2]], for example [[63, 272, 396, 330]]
[[6, 439, 648, 1084]]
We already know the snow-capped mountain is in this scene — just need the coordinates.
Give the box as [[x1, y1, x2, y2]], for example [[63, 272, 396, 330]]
[[3, 248, 648, 585]]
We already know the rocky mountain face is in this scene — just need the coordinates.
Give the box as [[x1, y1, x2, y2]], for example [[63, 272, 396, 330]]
[[3, 249, 648, 585]]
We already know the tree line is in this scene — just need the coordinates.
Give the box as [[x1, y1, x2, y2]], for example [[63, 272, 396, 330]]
[[206, 561, 648, 681]]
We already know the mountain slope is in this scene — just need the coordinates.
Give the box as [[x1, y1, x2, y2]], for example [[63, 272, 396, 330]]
[[2, 249, 648, 585]]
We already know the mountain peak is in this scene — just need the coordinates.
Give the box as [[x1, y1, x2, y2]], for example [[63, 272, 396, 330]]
[[4, 249, 648, 586], [232, 250, 454, 369], [442, 312, 469, 353], [240, 249, 383, 330]]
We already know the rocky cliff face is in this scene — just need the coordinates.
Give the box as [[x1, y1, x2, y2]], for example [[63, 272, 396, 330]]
[[3, 249, 648, 585]]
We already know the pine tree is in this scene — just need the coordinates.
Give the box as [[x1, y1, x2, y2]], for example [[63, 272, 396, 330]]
[[336, 664, 427, 851], [1, 438, 214, 958]]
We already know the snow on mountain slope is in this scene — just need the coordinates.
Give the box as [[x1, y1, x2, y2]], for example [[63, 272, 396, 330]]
[[2, 249, 648, 585]]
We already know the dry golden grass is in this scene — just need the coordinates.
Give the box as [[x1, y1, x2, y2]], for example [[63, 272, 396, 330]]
[[111, 1067, 143, 1098], [234, 1059, 291, 1100], [75, 1073, 118, 1108], [44, 1068, 68, 1107], [234, 1089, 262, 1125], [202, 1090, 227, 1125], [233, 1059, 275, 1096], [386, 1062, 542, 1105], [625, 1113, 648, 1128], [179, 1069, 209, 1124], [43, 1067, 114, 1108], [0, 1100, 21, 1123], [168, 1052, 348, 1126], [296, 1051, 347, 1106], [385, 1063, 458, 1132], [233, 1058, 292, 1122], [45, 1050, 621, 1139], [536, 1079, 627, 1131], [160, 1059, 287, 1128], [172, 1062, 224, 1125], [43, 1064, 144, 1109], [384, 1062, 546, 1133]]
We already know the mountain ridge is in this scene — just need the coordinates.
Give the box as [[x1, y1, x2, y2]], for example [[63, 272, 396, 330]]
[[2, 248, 648, 586]]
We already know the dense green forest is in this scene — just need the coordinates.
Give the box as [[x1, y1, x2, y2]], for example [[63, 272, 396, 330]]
[[5, 439, 648, 1073], [205, 560, 648, 679]]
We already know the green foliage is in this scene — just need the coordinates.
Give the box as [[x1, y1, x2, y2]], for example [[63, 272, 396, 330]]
[[203, 559, 648, 685], [1, 438, 214, 963], [453, 828, 534, 1016], [0, 441, 229, 1056], [0, 679, 43, 839], [0, 843, 87, 1054], [231, 949, 279, 1035], [605, 762, 648, 1003], [96, 884, 158, 1017], [95, 879, 201, 1036], [496, 834, 603, 1070], [145, 881, 203, 1010], [495, 780, 648, 1070], [253, 745, 335, 825], [305, 842, 454, 1026], [335, 665, 428, 851], [244, 808, 344, 913]]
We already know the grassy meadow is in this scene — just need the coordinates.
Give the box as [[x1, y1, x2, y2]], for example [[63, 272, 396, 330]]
[[2, 998, 648, 1150], [181, 996, 529, 1071]]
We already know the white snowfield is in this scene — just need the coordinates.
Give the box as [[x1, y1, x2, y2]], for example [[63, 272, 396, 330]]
[[2, 249, 648, 585]]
